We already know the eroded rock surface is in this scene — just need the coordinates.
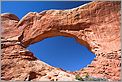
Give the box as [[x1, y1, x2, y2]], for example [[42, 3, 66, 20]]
[[1, 1, 121, 81]]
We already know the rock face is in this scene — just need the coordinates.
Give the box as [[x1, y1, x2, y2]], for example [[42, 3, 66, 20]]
[[1, 1, 121, 81]]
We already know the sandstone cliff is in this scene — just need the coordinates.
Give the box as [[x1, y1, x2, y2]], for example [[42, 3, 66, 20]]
[[1, 1, 121, 81]]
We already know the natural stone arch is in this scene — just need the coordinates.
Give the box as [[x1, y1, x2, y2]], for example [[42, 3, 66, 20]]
[[16, 1, 121, 81], [17, 1, 121, 55], [1, 1, 121, 81]]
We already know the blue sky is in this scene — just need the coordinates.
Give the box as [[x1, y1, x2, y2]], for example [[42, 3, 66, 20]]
[[1, 1, 96, 71]]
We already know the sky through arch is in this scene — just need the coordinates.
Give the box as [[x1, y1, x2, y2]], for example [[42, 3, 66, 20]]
[[27, 36, 95, 71]]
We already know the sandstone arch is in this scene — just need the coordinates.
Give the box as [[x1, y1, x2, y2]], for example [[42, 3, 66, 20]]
[[1, 1, 121, 81]]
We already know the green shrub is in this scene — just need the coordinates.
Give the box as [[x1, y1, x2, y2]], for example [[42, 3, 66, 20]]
[[75, 75, 84, 81], [75, 73, 108, 81]]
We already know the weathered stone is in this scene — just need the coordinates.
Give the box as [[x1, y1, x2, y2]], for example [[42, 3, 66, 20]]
[[1, 13, 20, 39], [1, 1, 121, 81]]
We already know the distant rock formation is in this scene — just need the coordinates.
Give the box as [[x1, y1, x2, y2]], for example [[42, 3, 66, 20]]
[[1, 1, 121, 81]]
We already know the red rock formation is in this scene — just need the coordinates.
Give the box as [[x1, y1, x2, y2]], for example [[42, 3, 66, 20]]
[[1, 13, 20, 39], [1, 1, 121, 81]]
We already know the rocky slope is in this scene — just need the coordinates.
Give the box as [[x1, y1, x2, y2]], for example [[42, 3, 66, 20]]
[[1, 1, 121, 81]]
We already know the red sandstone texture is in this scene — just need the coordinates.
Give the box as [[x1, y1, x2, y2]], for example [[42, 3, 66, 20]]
[[1, 1, 121, 81]]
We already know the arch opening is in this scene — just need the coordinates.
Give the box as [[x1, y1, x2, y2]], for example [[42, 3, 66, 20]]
[[27, 36, 96, 72]]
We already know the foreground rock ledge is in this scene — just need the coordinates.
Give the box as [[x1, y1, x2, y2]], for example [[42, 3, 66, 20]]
[[1, 1, 121, 81]]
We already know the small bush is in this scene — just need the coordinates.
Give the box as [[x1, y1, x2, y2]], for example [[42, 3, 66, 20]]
[[75, 73, 108, 81], [75, 75, 84, 81]]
